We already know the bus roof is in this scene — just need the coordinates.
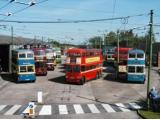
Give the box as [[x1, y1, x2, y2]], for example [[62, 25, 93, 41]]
[[32, 48, 46, 51], [115, 47, 132, 51], [67, 48, 101, 54], [13, 49, 33, 53], [128, 49, 144, 54]]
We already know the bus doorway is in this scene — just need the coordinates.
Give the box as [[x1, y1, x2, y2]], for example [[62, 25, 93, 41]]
[[0, 45, 9, 72]]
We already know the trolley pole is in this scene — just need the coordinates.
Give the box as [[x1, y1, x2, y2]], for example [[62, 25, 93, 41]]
[[147, 10, 153, 110]]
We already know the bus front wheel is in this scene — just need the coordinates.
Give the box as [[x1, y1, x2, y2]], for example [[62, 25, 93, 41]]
[[80, 77, 85, 85]]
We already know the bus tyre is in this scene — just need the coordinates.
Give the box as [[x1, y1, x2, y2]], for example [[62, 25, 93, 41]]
[[142, 80, 145, 84], [96, 73, 99, 79], [80, 77, 85, 85], [99, 71, 102, 78]]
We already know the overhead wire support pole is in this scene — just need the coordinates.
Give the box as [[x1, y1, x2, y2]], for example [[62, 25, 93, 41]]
[[116, 30, 120, 80], [147, 10, 153, 110]]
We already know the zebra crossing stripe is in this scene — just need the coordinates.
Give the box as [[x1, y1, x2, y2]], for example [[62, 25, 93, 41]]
[[4, 105, 21, 115], [87, 104, 100, 113], [39, 105, 52, 115], [116, 103, 130, 112], [0, 105, 6, 111], [101, 104, 116, 113], [59, 105, 68, 114], [129, 102, 142, 109], [73, 104, 84, 114]]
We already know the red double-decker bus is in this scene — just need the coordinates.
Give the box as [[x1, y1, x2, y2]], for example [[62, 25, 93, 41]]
[[32, 48, 47, 76], [65, 48, 103, 85], [114, 47, 132, 79]]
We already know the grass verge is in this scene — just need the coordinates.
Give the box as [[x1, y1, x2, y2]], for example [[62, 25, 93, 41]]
[[138, 109, 160, 119]]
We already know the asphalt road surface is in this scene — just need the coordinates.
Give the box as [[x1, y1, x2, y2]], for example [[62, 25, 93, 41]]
[[0, 64, 159, 119]]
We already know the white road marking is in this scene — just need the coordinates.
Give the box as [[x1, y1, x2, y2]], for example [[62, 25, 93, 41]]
[[23, 105, 37, 114], [39, 105, 51, 115], [59, 105, 68, 114], [101, 104, 116, 112], [0, 105, 6, 111], [129, 102, 142, 109], [87, 104, 100, 113], [73, 104, 84, 114], [116, 103, 130, 112], [5, 105, 21, 115]]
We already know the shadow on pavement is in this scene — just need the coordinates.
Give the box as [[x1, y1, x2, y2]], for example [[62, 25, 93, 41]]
[[0, 73, 16, 83], [103, 73, 144, 84], [103, 67, 115, 73], [103, 73, 127, 83], [48, 76, 66, 84], [1, 74, 35, 84]]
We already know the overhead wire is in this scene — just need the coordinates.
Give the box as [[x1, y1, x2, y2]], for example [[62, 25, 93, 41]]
[[0, 13, 148, 23], [0, 0, 49, 21], [0, 0, 12, 10]]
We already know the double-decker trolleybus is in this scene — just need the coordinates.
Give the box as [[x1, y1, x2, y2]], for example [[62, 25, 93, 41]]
[[127, 49, 145, 83], [32, 48, 47, 76], [114, 47, 132, 80], [65, 48, 103, 85], [12, 49, 36, 82], [45, 48, 56, 70], [102, 46, 116, 66]]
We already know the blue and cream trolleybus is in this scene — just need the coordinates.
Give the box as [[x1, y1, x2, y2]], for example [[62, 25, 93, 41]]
[[12, 49, 36, 82], [127, 49, 145, 83]]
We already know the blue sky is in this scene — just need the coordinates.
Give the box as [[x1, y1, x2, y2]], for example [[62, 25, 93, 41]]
[[0, 0, 160, 44]]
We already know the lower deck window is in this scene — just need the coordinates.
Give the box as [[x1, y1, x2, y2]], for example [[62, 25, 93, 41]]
[[136, 66, 144, 73], [128, 66, 144, 73], [20, 66, 27, 72], [73, 66, 80, 72], [19, 66, 34, 72], [28, 66, 34, 72], [128, 66, 135, 73], [66, 65, 72, 72]]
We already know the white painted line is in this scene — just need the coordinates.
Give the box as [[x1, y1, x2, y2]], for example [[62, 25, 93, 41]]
[[23, 105, 37, 114], [0, 105, 6, 111], [101, 104, 116, 112], [59, 105, 68, 114], [73, 104, 84, 114], [129, 103, 142, 109], [39, 105, 51, 115], [87, 104, 100, 113], [5, 105, 21, 115], [116, 103, 130, 112]]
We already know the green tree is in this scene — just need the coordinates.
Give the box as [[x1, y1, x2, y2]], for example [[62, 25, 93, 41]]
[[88, 36, 102, 48]]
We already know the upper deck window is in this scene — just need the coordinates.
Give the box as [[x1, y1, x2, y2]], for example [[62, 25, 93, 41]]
[[137, 53, 144, 58], [19, 53, 26, 58], [46, 49, 53, 54], [27, 53, 33, 58], [35, 51, 45, 56], [35, 62, 46, 67], [68, 53, 81, 57], [129, 53, 136, 58]]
